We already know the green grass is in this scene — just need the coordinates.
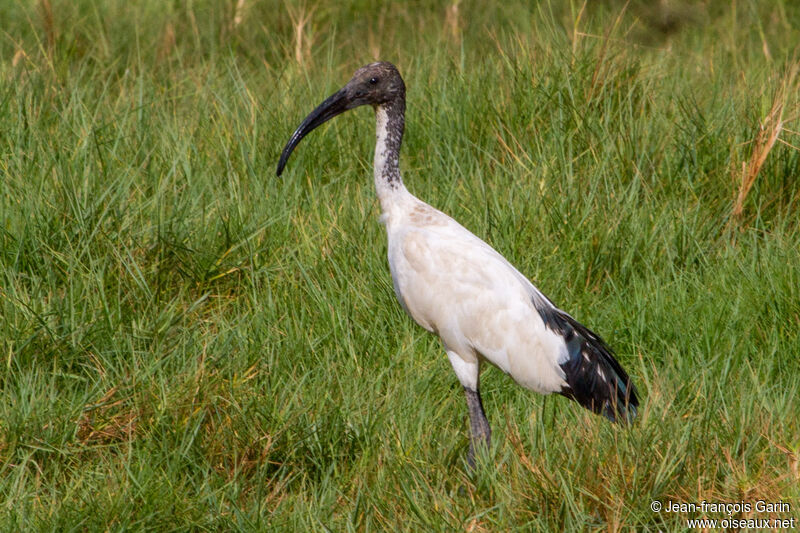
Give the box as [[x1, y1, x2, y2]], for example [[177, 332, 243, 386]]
[[2, 0, 799, 530]]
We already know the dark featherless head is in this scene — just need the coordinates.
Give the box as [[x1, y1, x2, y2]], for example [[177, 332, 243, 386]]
[[276, 62, 405, 176]]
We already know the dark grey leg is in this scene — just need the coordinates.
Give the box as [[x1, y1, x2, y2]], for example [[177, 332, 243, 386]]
[[464, 387, 491, 468]]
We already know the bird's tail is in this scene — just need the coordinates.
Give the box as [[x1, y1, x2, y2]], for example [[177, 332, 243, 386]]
[[555, 312, 639, 424]]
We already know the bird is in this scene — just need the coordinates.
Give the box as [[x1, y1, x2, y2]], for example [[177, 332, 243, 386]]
[[276, 62, 639, 467]]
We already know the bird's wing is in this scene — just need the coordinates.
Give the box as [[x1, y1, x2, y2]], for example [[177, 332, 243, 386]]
[[390, 215, 571, 394], [390, 208, 638, 419]]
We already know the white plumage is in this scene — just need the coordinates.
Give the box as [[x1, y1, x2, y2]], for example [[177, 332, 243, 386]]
[[382, 189, 570, 395], [277, 62, 638, 466]]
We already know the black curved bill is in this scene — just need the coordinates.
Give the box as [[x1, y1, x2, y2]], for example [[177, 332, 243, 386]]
[[276, 89, 350, 176]]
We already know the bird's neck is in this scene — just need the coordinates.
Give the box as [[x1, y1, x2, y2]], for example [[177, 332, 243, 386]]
[[373, 100, 408, 211]]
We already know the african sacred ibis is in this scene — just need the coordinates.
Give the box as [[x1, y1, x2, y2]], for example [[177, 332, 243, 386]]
[[277, 62, 639, 466]]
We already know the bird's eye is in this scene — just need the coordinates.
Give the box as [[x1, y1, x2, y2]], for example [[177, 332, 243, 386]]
[[369, 77, 379, 85]]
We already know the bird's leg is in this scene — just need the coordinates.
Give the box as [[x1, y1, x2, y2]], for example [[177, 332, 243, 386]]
[[445, 351, 491, 467], [464, 386, 491, 468]]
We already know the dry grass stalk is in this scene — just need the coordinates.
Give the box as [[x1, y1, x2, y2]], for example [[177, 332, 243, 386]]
[[367, 9, 386, 60], [732, 64, 798, 218], [286, 3, 316, 66], [12, 48, 28, 67], [38, 0, 56, 57], [157, 22, 176, 63], [586, 0, 630, 103], [445, 0, 462, 44], [233, 0, 247, 28], [570, 0, 588, 61]]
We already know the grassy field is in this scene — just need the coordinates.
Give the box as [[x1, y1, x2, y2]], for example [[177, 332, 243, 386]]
[[2, 0, 799, 530]]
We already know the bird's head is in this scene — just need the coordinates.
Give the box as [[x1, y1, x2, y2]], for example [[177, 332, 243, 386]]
[[276, 62, 405, 176]]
